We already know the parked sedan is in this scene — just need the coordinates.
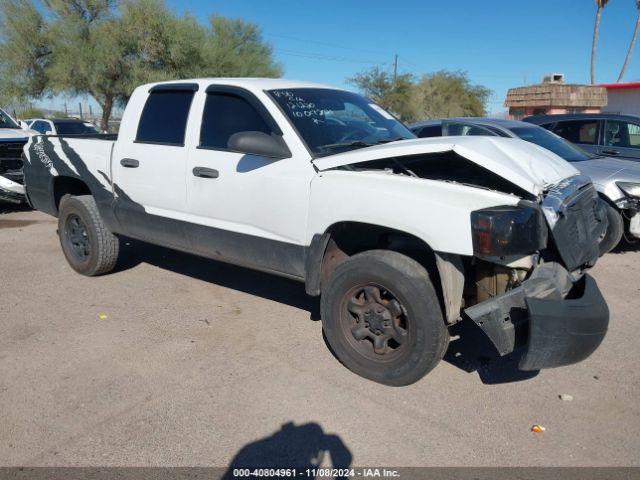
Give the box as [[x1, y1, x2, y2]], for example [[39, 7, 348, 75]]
[[523, 113, 640, 162], [410, 118, 640, 254], [28, 118, 101, 135]]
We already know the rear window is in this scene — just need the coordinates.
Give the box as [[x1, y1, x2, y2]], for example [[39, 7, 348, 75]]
[[416, 125, 442, 138], [136, 90, 195, 145], [552, 120, 599, 145], [53, 121, 100, 135]]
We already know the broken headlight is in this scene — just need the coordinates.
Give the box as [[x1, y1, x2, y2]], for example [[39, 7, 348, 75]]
[[617, 182, 640, 198], [471, 205, 548, 259]]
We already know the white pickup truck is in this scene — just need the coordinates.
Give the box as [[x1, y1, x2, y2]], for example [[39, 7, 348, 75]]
[[22, 78, 610, 386]]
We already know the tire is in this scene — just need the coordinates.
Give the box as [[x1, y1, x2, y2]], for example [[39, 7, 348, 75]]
[[321, 250, 449, 386], [58, 195, 119, 276], [599, 202, 624, 256]]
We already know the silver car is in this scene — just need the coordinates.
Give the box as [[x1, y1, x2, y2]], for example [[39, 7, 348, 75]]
[[410, 118, 640, 254]]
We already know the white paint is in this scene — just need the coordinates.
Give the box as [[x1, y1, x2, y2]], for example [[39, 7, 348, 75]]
[[23, 78, 584, 256]]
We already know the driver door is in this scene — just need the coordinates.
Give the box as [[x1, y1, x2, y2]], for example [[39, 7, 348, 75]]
[[185, 86, 313, 274]]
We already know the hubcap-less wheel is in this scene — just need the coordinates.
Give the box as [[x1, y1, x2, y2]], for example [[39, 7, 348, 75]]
[[341, 284, 410, 362], [65, 213, 91, 262]]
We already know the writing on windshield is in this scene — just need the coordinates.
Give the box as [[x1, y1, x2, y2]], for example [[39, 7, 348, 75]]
[[269, 88, 414, 157]]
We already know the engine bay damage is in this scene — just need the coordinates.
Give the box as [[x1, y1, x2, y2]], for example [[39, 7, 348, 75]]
[[336, 151, 537, 200]]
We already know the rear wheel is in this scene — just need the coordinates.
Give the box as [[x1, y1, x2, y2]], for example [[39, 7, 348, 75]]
[[599, 202, 624, 255], [321, 250, 449, 386], [58, 195, 119, 276]]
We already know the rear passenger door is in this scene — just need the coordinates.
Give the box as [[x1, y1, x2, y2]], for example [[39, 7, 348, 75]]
[[549, 119, 601, 155], [598, 119, 640, 161], [111, 83, 198, 244]]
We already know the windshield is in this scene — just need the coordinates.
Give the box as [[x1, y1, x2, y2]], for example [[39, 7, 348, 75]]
[[268, 88, 415, 157], [54, 121, 100, 135], [0, 109, 19, 129], [510, 126, 593, 162]]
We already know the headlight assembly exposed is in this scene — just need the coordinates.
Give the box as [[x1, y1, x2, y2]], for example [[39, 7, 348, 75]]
[[617, 181, 640, 198], [471, 205, 548, 259]]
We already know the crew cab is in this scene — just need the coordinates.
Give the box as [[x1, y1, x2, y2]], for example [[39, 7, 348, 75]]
[[22, 79, 610, 386]]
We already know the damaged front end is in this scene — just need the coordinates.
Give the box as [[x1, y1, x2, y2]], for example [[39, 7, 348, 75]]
[[0, 140, 27, 204], [465, 175, 609, 371]]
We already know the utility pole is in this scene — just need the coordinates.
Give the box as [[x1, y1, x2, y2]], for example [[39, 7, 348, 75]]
[[64, 103, 68, 116], [393, 54, 398, 83], [78, 102, 83, 120]]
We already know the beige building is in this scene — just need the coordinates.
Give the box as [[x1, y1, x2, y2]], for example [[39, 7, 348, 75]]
[[504, 74, 607, 120]]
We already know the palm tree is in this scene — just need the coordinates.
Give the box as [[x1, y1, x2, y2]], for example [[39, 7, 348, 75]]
[[591, 0, 610, 84], [618, 0, 640, 82]]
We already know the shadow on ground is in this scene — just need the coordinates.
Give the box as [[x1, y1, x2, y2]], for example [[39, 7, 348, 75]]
[[444, 319, 538, 384], [0, 203, 31, 215], [222, 422, 352, 478], [116, 238, 321, 320], [611, 237, 640, 254], [117, 238, 538, 385]]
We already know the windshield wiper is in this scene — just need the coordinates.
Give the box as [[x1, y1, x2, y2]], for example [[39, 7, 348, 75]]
[[374, 137, 408, 144], [320, 140, 374, 152]]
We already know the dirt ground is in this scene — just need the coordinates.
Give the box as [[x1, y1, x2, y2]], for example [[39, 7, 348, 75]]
[[1, 207, 639, 468]]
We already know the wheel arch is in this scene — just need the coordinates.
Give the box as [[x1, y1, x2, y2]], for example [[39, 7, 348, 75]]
[[52, 175, 92, 214], [305, 221, 465, 324]]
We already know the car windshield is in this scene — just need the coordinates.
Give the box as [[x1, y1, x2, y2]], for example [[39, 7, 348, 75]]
[[53, 121, 100, 135], [0, 109, 19, 129], [510, 126, 594, 162], [268, 88, 415, 157]]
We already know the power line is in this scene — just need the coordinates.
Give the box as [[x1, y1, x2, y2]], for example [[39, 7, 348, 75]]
[[276, 49, 390, 66], [265, 32, 396, 57]]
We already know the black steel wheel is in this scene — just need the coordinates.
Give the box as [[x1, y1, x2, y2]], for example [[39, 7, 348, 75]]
[[58, 195, 119, 276], [321, 250, 449, 386]]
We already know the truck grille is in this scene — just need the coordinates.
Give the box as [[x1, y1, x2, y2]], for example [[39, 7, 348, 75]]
[[0, 140, 27, 185], [542, 175, 606, 271]]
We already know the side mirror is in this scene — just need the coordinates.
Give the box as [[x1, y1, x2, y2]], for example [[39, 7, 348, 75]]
[[44, 130, 53, 135], [227, 131, 291, 159]]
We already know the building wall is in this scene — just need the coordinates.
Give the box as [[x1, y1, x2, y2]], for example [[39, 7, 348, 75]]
[[602, 89, 640, 115], [509, 106, 601, 120]]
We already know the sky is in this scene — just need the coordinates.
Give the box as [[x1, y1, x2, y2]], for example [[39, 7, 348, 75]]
[[37, 0, 639, 116]]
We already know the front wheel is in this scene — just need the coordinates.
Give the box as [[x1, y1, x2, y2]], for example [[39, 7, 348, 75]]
[[58, 195, 120, 276], [599, 202, 624, 256], [321, 250, 449, 386]]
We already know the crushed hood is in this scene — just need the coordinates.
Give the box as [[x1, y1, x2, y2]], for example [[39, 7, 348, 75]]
[[312, 136, 579, 196]]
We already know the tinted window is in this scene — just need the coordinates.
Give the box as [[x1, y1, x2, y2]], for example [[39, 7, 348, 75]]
[[448, 123, 496, 136], [136, 90, 195, 145], [604, 120, 640, 149], [552, 120, 599, 145], [416, 125, 442, 138], [510, 126, 592, 162], [31, 121, 49, 134], [53, 121, 100, 135], [200, 93, 272, 149]]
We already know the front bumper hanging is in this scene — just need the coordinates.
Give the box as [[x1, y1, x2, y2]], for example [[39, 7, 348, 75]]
[[0, 175, 25, 204], [464, 262, 609, 371]]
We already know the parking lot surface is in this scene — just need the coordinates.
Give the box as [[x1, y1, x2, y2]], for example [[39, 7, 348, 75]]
[[1, 208, 639, 467]]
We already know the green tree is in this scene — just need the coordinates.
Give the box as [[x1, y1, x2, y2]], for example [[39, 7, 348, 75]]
[[349, 67, 490, 122], [414, 70, 491, 119], [591, 0, 610, 84], [348, 67, 417, 121], [0, 0, 282, 130], [618, 0, 640, 82]]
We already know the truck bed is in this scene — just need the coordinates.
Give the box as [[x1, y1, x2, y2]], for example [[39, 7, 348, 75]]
[[22, 134, 118, 216]]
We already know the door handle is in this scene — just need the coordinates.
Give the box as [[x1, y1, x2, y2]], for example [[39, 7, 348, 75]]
[[193, 167, 219, 179], [602, 149, 620, 156], [120, 158, 140, 168]]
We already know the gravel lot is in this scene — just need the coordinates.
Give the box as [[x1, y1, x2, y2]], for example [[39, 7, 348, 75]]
[[1, 207, 639, 468]]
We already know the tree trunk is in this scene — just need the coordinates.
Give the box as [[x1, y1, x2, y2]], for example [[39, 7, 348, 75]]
[[100, 96, 113, 133], [618, 15, 640, 82], [591, 7, 602, 84]]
